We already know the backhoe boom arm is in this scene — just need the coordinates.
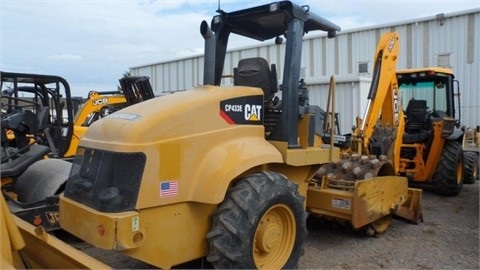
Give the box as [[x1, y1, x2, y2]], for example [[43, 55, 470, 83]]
[[357, 32, 403, 155]]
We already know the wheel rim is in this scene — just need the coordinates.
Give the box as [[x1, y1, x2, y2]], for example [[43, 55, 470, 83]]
[[253, 204, 296, 269], [456, 158, 463, 184], [473, 160, 479, 179]]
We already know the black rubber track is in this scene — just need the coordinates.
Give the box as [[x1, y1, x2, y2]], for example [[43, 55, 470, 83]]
[[206, 171, 307, 269], [463, 151, 479, 184], [431, 140, 464, 196]]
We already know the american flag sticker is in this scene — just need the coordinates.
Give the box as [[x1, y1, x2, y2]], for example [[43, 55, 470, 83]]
[[160, 181, 179, 197]]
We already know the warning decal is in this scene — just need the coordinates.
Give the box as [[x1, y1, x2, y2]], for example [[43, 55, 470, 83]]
[[219, 96, 263, 125]]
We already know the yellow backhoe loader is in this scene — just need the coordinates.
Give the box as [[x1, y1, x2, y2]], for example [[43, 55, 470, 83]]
[[64, 75, 155, 157], [59, 1, 421, 269], [311, 32, 423, 234], [396, 68, 476, 189], [323, 66, 472, 195], [63, 90, 128, 158]]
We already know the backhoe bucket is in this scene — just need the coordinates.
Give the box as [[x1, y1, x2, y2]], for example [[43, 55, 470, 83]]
[[394, 187, 423, 224]]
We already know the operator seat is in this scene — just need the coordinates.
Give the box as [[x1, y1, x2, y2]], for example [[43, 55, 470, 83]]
[[404, 99, 427, 133], [36, 106, 50, 131], [234, 57, 280, 136], [234, 57, 277, 103], [403, 99, 429, 143]]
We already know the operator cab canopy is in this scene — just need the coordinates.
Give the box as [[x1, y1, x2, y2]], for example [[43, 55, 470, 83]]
[[202, 1, 341, 86], [212, 1, 340, 41]]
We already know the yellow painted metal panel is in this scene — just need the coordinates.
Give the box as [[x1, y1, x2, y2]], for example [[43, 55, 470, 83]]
[[60, 196, 141, 250], [306, 187, 354, 221], [60, 196, 216, 269], [352, 176, 408, 229], [306, 176, 410, 230]]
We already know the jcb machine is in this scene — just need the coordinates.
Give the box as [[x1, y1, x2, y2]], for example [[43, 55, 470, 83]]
[[311, 32, 423, 235], [396, 68, 475, 189], [60, 2, 420, 269], [323, 65, 474, 195], [63, 90, 128, 158], [63, 75, 155, 157]]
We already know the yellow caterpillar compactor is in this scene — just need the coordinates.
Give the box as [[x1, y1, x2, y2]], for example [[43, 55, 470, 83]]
[[59, 1, 421, 269], [1, 74, 154, 268], [1, 73, 154, 232]]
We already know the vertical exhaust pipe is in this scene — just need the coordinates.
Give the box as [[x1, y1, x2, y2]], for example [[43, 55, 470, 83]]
[[200, 20, 215, 85]]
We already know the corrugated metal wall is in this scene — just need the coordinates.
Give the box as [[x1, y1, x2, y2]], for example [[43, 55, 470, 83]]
[[131, 8, 479, 133]]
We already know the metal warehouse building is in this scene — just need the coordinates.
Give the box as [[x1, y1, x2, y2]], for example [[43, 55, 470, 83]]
[[130, 8, 479, 133]]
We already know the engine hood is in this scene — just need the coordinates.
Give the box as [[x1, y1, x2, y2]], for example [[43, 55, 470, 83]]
[[80, 85, 264, 148]]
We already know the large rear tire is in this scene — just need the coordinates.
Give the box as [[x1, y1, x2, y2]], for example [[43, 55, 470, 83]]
[[206, 171, 307, 269], [431, 141, 464, 196], [463, 151, 479, 184], [14, 159, 72, 203]]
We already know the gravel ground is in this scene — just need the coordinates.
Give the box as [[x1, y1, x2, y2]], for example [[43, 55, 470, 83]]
[[81, 181, 479, 269]]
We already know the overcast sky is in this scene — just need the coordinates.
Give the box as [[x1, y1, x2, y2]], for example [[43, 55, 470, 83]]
[[1, 0, 479, 97]]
